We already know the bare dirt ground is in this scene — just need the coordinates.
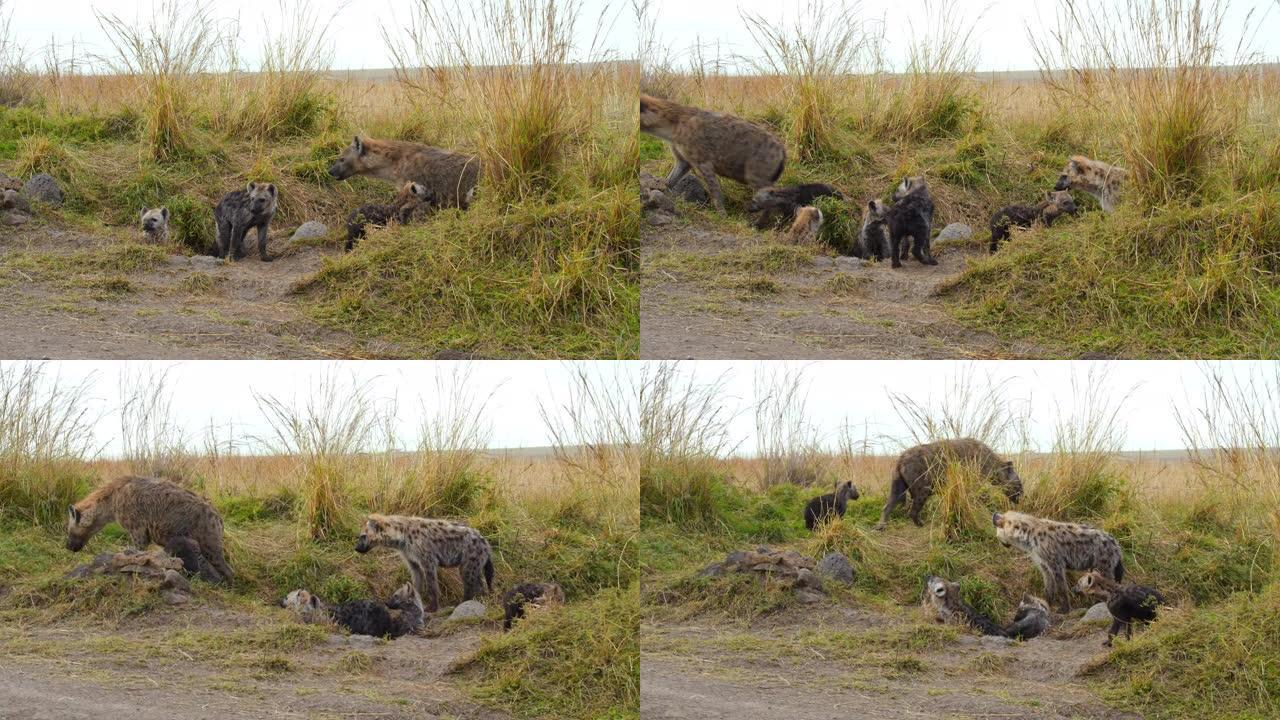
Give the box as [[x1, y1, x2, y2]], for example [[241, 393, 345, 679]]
[[641, 220, 1048, 360], [642, 604, 1140, 720], [0, 604, 509, 720], [0, 220, 392, 359]]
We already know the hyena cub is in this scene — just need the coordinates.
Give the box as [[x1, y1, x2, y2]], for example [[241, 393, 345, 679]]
[[1055, 155, 1126, 213], [214, 182, 277, 261], [345, 181, 434, 251], [639, 94, 786, 214], [923, 576, 1005, 636], [281, 584, 424, 638], [355, 514, 494, 613], [1004, 594, 1051, 640], [989, 191, 1078, 253], [886, 177, 936, 268], [877, 438, 1023, 529], [140, 207, 169, 244], [66, 475, 233, 583], [803, 480, 859, 531], [786, 206, 823, 244], [501, 582, 566, 631], [748, 183, 844, 230], [1074, 570, 1164, 646], [858, 199, 891, 260], [994, 511, 1124, 612]]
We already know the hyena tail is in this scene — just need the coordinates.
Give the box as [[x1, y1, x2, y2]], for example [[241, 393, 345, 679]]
[[484, 557, 494, 592], [1114, 559, 1125, 583]]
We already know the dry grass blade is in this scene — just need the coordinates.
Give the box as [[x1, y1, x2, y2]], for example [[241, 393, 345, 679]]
[[117, 366, 195, 484], [887, 364, 1030, 451], [754, 364, 827, 489]]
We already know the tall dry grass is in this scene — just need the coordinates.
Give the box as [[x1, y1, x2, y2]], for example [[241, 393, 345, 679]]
[[117, 367, 195, 483], [0, 0, 34, 107], [887, 365, 1030, 450], [753, 364, 827, 488]]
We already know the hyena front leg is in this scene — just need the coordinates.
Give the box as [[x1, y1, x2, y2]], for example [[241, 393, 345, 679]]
[[127, 527, 150, 550], [256, 223, 272, 262], [229, 222, 247, 260], [692, 162, 726, 214], [664, 147, 691, 188], [421, 560, 441, 613], [216, 220, 231, 259]]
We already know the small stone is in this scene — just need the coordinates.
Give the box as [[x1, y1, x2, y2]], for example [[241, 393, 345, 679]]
[[448, 599, 487, 621], [160, 569, 191, 593], [644, 189, 675, 216], [291, 221, 328, 241], [646, 212, 674, 227], [163, 591, 190, 605], [638, 172, 663, 195], [935, 222, 973, 243], [794, 568, 824, 593], [2, 211, 28, 226], [0, 172, 21, 191], [816, 552, 855, 585], [1082, 602, 1112, 623], [795, 589, 825, 604], [21, 173, 63, 207]]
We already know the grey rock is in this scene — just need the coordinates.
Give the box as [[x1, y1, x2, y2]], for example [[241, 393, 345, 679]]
[[163, 590, 191, 605], [669, 175, 710, 206], [815, 552, 855, 585], [0, 172, 21, 191], [644, 189, 675, 216], [639, 172, 663, 195], [1082, 602, 1112, 623], [646, 211, 675, 227], [448, 599, 487, 621], [21, 173, 63, 207], [698, 562, 726, 578], [291, 220, 328, 241], [2, 211, 28, 227], [935, 222, 973, 243], [160, 569, 191, 593], [795, 589, 825, 604], [794, 568, 824, 593], [189, 255, 222, 270]]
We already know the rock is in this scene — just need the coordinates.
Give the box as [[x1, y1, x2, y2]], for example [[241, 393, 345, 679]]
[[21, 173, 63, 207], [2, 211, 28, 227], [163, 590, 190, 605], [448, 599, 487, 622], [698, 562, 727, 578], [644, 188, 675, 215], [980, 634, 1015, 648], [189, 255, 222, 270], [0, 172, 21, 192], [935, 222, 973, 243], [1083, 602, 1112, 623], [795, 589, 825, 604], [639, 172, 663, 195], [646, 211, 674, 227], [291, 221, 328, 242], [815, 552, 855, 585], [669, 175, 710, 206], [794, 568, 824, 593], [160, 569, 191, 593], [3, 188, 31, 213]]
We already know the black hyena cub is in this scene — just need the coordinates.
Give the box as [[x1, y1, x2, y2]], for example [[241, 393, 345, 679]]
[[345, 182, 434, 251], [214, 182, 278, 261], [748, 183, 845, 230], [886, 177, 936, 268], [803, 480, 859, 531], [989, 190, 1079, 253], [501, 582, 565, 630]]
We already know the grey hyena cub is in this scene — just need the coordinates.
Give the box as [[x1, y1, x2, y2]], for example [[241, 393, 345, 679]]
[[858, 199, 891, 260], [345, 181, 434, 252], [214, 182, 277, 261], [140, 207, 169, 244]]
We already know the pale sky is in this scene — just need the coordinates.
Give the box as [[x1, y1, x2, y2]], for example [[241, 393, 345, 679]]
[[5, 0, 635, 71], [648, 0, 1279, 73]]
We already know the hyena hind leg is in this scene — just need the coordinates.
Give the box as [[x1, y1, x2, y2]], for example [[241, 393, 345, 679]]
[[256, 224, 272, 262]]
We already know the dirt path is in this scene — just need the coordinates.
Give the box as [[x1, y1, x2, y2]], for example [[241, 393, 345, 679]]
[[641, 220, 1048, 360], [0, 607, 509, 720], [642, 606, 1141, 720], [0, 221, 392, 359]]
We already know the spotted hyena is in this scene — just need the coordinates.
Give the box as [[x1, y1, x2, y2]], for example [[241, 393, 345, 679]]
[[214, 182, 277, 261], [858, 199, 891, 260], [1005, 594, 1051, 640], [989, 190, 1079, 253], [803, 480, 859, 531], [994, 511, 1124, 612], [886, 177, 936, 268], [1073, 570, 1164, 646], [786, 206, 822, 244], [747, 183, 844, 230], [639, 94, 786, 214], [354, 514, 494, 612], [345, 181, 435, 251], [1055, 155, 1126, 213], [280, 583, 424, 638], [922, 576, 1005, 636], [140, 207, 170, 244], [877, 438, 1022, 529], [501, 581, 565, 631], [329, 136, 480, 210], [66, 475, 233, 583]]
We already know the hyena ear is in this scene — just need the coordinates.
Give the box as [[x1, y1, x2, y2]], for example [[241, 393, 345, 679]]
[[309, 595, 320, 610], [412, 182, 428, 198], [247, 182, 257, 193], [353, 136, 364, 154], [992, 512, 1002, 527], [160, 207, 169, 221], [266, 184, 277, 198], [140, 209, 147, 221], [68, 506, 81, 524]]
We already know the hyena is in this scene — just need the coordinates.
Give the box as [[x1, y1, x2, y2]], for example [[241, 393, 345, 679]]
[[885, 177, 936, 268], [1004, 594, 1051, 640], [66, 475, 233, 583], [747, 183, 844, 230], [989, 190, 1079, 253], [803, 480, 859, 531], [858, 199, 891, 261], [1074, 570, 1164, 646], [354, 514, 494, 613], [328, 136, 480, 210], [345, 181, 435, 251], [501, 581, 565, 631], [993, 511, 1124, 612], [140, 207, 170, 244], [785, 206, 823, 244], [639, 94, 786, 214], [877, 438, 1022, 529], [923, 576, 1005, 636], [281, 583, 424, 638], [1055, 155, 1126, 213], [214, 182, 277, 261]]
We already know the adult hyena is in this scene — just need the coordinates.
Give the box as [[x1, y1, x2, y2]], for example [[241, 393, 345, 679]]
[[877, 438, 1023, 529], [639, 94, 786, 214], [1055, 155, 1126, 213], [354, 513, 494, 613], [329, 136, 481, 210], [994, 511, 1124, 612], [66, 475, 233, 583]]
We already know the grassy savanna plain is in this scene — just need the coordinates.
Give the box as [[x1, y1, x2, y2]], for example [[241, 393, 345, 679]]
[[0, 364, 639, 720], [639, 363, 1280, 719], [639, 0, 1280, 359], [0, 0, 637, 359]]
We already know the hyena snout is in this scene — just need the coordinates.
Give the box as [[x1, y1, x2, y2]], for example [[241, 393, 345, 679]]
[[1054, 175, 1070, 191], [354, 534, 372, 553], [328, 160, 352, 180]]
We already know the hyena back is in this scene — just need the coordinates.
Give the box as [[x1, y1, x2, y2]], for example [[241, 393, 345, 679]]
[[329, 136, 480, 210], [994, 510, 1123, 612], [354, 513, 494, 613], [878, 437, 1022, 529], [214, 182, 277, 261], [1055, 155, 1126, 212], [639, 94, 786, 214], [66, 475, 233, 583], [989, 190, 1079, 253]]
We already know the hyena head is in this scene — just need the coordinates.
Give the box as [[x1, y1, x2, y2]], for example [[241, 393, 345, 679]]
[[140, 207, 168, 234], [992, 511, 1035, 551], [246, 182, 277, 214], [1044, 190, 1078, 217], [1054, 157, 1090, 192], [394, 181, 433, 215], [1073, 570, 1111, 598], [999, 461, 1023, 503], [1018, 594, 1050, 614], [329, 136, 384, 180], [638, 94, 674, 138], [924, 575, 961, 613], [385, 583, 421, 611], [838, 480, 860, 502], [355, 514, 401, 553], [280, 588, 321, 613], [65, 503, 109, 552], [864, 198, 888, 223], [747, 186, 778, 214], [893, 176, 928, 201]]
